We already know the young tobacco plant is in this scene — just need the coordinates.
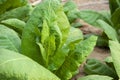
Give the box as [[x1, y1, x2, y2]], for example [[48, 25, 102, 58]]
[[81, 40, 120, 80], [0, 0, 97, 80], [76, 0, 120, 47]]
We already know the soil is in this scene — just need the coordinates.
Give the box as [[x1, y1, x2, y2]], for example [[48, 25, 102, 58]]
[[74, 0, 109, 10], [29, 0, 110, 79]]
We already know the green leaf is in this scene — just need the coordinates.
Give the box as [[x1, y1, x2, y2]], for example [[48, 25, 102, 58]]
[[109, 41, 120, 78], [1, 18, 26, 35], [0, 25, 21, 52], [99, 11, 112, 25], [0, 0, 28, 15], [97, 20, 118, 42], [56, 5, 70, 45], [78, 75, 113, 80], [63, 0, 79, 23], [77, 10, 109, 26], [37, 43, 46, 62], [0, 49, 60, 80], [109, 0, 120, 14], [84, 59, 118, 79], [47, 27, 83, 71], [111, 8, 120, 29], [22, 1, 48, 64], [43, 34, 56, 66], [104, 56, 115, 70], [0, 5, 32, 21], [96, 35, 109, 47], [63, 0, 77, 13], [41, 20, 49, 44], [48, 44, 69, 71], [55, 36, 97, 80], [66, 27, 83, 48]]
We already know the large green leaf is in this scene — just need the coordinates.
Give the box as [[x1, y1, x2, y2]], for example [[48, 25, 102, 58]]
[[0, 5, 32, 21], [109, 41, 120, 78], [0, 0, 28, 15], [78, 75, 113, 80], [77, 10, 109, 26], [0, 49, 60, 80], [0, 25, 21, 52], [55, 36, 97, 80], [1, 18, 26, 35], [97, 20, 118, 42]]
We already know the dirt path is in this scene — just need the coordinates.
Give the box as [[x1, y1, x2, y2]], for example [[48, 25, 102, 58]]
[[74, 0, 109, 10]]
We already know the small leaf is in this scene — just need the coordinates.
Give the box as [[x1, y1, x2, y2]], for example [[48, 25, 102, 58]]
[[37, 43, 46, 62], [41, 20, 49, 44]]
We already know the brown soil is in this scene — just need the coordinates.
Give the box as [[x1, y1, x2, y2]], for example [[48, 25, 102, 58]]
[[74, 0, 109, 10]]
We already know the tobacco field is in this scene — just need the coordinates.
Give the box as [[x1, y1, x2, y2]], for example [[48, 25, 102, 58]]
[[0, 0, 120, 80]]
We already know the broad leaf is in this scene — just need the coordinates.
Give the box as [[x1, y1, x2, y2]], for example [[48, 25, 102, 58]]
[[0, 25, 21, 52], [1, 18, 25, 35], [77, 10, 109, 26], [0, 5, 32, 21], [0, 49, 60, 80], [0, 0, 28, 15], [84, 59, 118, 78], [78, 75, 113, 80], [109, 41, 120, 78], [55, 36, 97, 80]]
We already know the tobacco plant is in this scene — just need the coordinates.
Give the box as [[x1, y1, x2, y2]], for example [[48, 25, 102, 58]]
[[0, 0, 97, 80], [77, 0, 120, 47]]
